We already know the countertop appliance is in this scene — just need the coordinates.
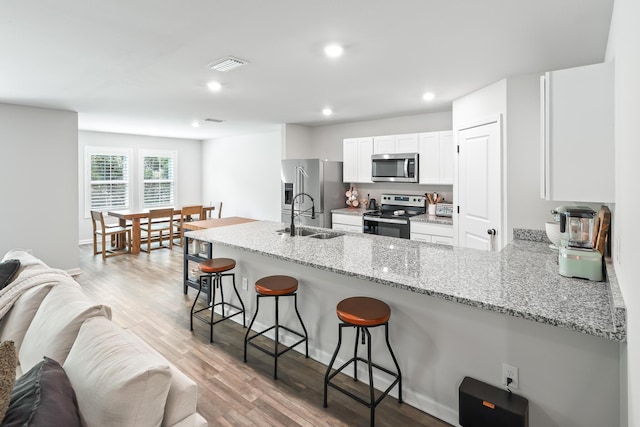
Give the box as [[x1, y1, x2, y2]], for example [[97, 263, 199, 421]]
[[435, 203, 454, 217], [551, 206, 602, 281], [371, 153, 419, 183], [281, 159, 348, 229], [363, 193, 426, 239]]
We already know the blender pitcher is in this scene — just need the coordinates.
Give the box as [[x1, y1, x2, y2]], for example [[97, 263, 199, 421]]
[[555, 207, 596, 249]]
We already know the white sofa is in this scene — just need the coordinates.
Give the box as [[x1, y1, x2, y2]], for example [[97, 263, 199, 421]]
[[0, 249, 207, 427]]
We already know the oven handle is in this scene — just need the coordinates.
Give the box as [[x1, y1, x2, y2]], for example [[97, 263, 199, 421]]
[[363, 216, 408, 225]]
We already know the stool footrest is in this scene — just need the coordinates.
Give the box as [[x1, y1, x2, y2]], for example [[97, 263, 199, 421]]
[[246, 325, 306, 358], [192, 302, 244, 326], [326, 356, 401, 408]]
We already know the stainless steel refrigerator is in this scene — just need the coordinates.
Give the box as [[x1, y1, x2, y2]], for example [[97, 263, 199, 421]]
[[281, 159, 348, 229]]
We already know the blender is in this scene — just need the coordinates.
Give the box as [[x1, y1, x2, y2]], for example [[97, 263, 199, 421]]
[[551, 206, 602, 281]]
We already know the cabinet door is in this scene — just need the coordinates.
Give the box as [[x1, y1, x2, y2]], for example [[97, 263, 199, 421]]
[[431, 235, 453, 246], [439, 131, 454, 184], [541, 62, 614, 202], [418, 132, 440, 184], [395, 134, 419, 153], [373, 135, 396, 154], [343, 138, 359, 183], [410, 233, 431, 243], [357, 138, 373, 182]]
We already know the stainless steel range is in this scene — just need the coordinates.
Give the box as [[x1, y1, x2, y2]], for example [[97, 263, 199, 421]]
[[363, 194, 426, 239]]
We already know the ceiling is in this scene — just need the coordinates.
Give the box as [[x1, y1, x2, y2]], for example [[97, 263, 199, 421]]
[[0, 0, 613, 140]]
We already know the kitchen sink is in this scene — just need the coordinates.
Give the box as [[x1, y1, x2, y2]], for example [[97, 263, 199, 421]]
[[308, 232, 343, 240], [276, 227, 344, 239]]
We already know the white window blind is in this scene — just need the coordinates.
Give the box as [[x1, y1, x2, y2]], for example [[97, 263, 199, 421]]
[[89, 152, 129, 211], [142, 152, 175, 207]]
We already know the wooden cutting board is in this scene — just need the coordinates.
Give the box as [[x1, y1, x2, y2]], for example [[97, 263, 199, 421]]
[[592, 206, 611, 256]]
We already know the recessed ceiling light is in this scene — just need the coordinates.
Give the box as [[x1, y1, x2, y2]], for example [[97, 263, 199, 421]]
[[324, 44, 344, 58], [207, 81, 222, 91], [191, 120, 200, 128], [422, 92, 435, 101], [322, 108, 333, 116]]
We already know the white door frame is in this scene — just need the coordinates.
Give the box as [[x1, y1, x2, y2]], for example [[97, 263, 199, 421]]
[[453, 114, 506, 250]]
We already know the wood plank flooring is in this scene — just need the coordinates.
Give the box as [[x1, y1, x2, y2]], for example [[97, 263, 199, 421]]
[[75, 244, 452, 427]]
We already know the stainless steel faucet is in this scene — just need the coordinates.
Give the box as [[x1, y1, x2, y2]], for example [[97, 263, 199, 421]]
[[290, 193, 315, 237]]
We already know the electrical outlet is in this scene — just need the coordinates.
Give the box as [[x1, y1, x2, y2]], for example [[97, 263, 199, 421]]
[[242, 277, 248, 291], [502, 363, 519, 389]]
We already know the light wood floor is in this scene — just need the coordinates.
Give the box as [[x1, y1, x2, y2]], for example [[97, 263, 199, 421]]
[[75, 244, 451, 427]]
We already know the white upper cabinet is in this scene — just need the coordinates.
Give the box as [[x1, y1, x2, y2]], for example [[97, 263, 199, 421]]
[[418, 131, 454, 184], [540, 62, 614, 202], [373, 133, 418, 154], [343, 137, 373, 183]]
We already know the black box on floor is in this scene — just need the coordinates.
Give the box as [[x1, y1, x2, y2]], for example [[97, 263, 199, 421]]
[[459, 376, 529, 427]]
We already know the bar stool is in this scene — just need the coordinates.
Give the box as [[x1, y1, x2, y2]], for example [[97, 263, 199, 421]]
[[244, 275, 308, 379], [323, 296, 402, 427], [190, 258, 246, 343]]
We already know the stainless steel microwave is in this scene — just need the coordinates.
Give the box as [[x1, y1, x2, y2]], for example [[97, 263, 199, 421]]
[[371, 153, 419, 182]]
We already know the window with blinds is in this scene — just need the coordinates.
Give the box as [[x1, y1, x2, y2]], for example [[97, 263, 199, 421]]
[[89, 152, 129, 211], [142, 152, 176, 207]]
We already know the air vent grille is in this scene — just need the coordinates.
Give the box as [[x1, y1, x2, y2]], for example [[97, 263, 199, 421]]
[[209, 56, 249, 72], [204, 118, 223, 123]]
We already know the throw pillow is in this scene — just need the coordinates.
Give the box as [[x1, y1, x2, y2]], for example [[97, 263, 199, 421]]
[[63, 317, 172, 427], [0, 260, 20, 290], [0, 341, 17, 422], [1, 357, 82, 427]]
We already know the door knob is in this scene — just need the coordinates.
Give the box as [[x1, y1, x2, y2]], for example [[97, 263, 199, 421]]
[[487, 228, 497, 236]]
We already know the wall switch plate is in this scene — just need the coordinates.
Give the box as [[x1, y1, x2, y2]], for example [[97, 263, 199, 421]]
[[242, 277, 248, 291], [502, 363, 519, 389]]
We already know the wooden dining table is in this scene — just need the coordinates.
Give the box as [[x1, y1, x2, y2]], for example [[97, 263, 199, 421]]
[[108, 206, 216, 254]]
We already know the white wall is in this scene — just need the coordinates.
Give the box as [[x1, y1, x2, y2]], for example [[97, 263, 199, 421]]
[[77, 131, 202, 243], [283, 124, 312, 159], [202, 130, 281, 221], [606, 0, 640, 425], [308, 111, 453, 161], [0, 103, 79, 270]]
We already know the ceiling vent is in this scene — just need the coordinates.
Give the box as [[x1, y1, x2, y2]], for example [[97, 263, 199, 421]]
[[208, 56, 249, 72], [204, 118, 224, 123]]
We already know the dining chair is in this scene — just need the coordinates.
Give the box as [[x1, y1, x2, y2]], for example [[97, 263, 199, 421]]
[[206, 202, 223, 219], [140, 208, 175, 252], [175, 205, 204, 247], [90, 211, 131, 259]]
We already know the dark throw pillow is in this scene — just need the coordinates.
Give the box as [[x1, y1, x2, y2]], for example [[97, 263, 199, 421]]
[[1, 357, 82, 427], [0, 341, 17, 421], [0, 260, 20, 290]]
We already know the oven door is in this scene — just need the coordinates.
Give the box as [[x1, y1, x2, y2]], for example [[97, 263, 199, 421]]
[[363, 216, 410, 239]]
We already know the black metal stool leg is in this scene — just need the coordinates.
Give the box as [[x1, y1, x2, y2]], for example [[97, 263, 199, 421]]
[[210, 274, 218, 343], [354, 326, 360, 381], [385, 323, 403, 403], [230, 273, 246, 327], [190, 275, 205, 331], [273, 295, 279, 379], [365, 328, 375, 427], [324, 322, 344, 408], [293, 293, 309, 357], [244, 295, 261, 362]]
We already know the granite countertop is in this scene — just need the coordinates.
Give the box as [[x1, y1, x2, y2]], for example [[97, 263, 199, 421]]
[[411, 214, 453, 225], [185, 220, 626, 342], [332, 207, 373, 215]]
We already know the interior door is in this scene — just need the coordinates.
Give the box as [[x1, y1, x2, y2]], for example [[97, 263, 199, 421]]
[[457, 119, 501, 251]]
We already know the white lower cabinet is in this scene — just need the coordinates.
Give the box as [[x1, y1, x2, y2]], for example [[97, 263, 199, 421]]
[[332, 213, 363, 233], [410, 222, 453, 246]]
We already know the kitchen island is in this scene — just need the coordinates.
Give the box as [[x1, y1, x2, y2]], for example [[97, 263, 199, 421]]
[[185, 220, 623, 427]]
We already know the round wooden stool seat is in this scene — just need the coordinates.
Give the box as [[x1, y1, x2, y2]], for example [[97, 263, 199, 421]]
[[255, 275, 298, 296], [336, 296, 391, 327], [198, 258, 236, 274]]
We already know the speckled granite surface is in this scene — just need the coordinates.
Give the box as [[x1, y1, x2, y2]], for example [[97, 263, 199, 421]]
[[411, 214, 453, 225], [332, 207, 373, 216], [186, 220, 626, 342]]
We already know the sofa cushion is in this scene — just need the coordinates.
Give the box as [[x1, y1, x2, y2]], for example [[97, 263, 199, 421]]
[[0, 284, 55, 352], [63, 317, 172, 427], [1, 357, 82, 427], [0, 260, 20, 290], [0, 341, 17, 421], [18, 283, 112, 373]]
